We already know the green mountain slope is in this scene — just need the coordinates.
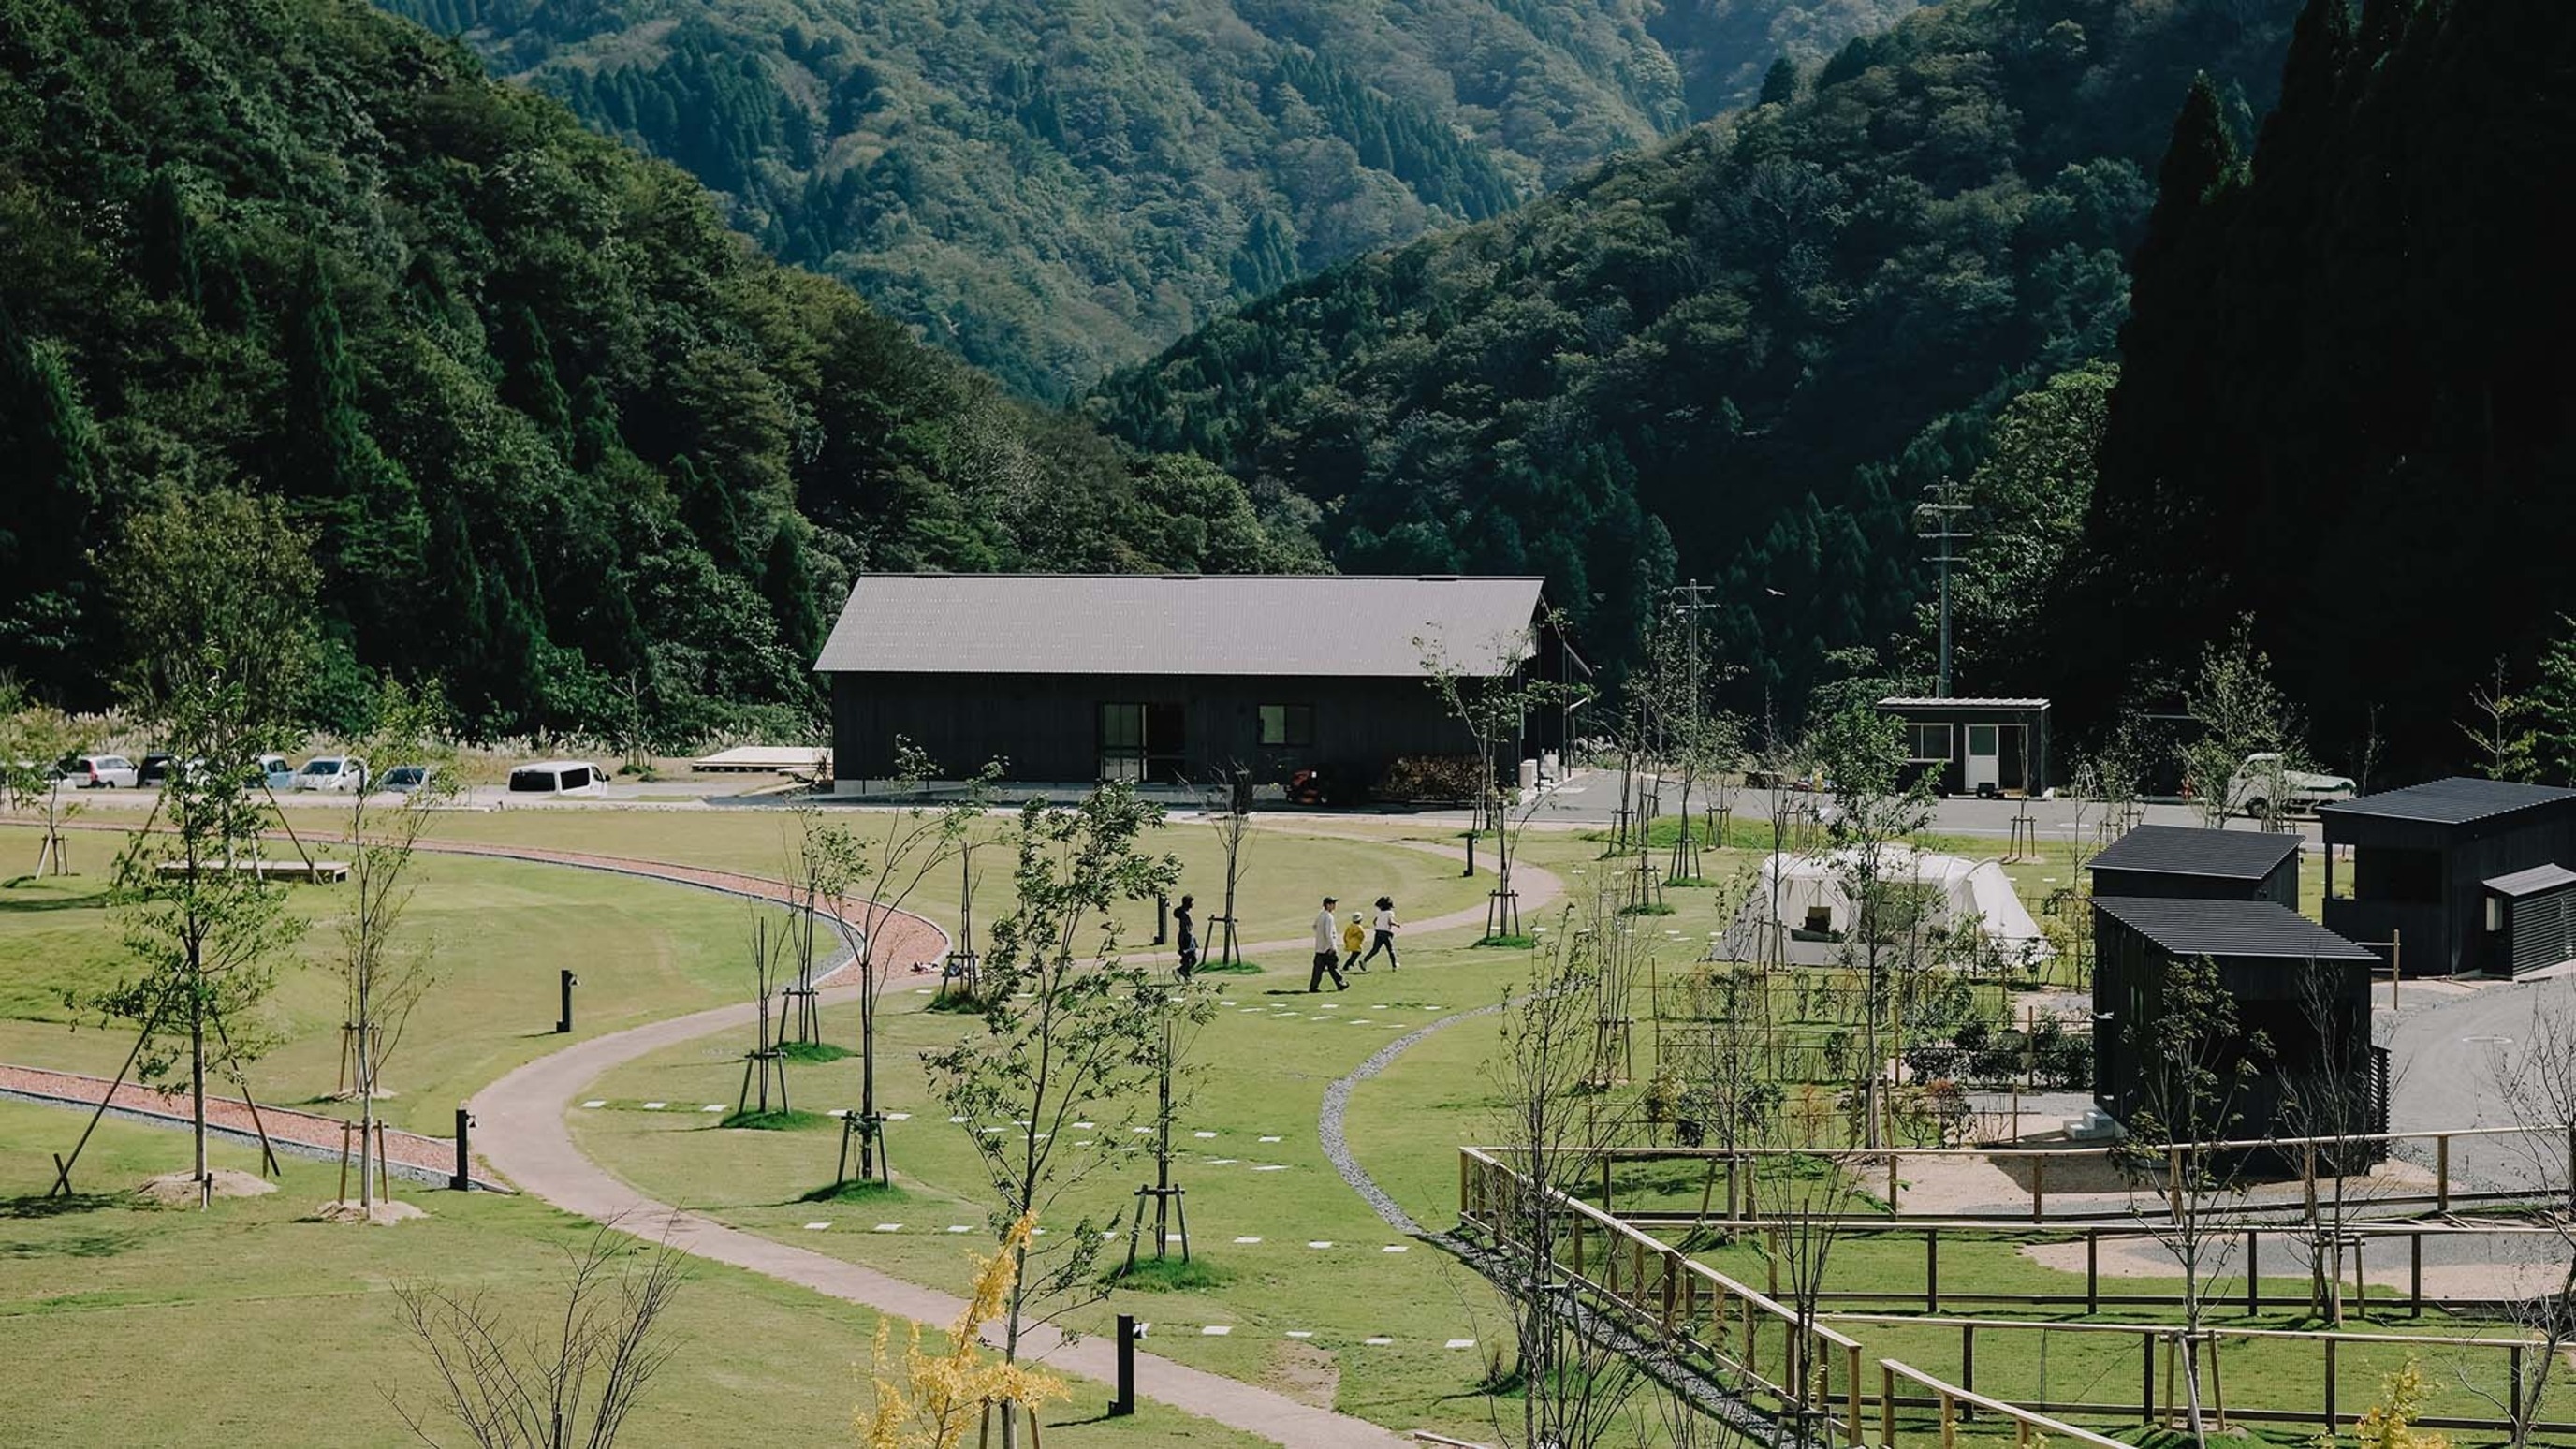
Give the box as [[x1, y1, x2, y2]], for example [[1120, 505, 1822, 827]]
[[1090, 0, 2299, 695], [378, 0, 1921, 394], [2059, 0, 2576, 774], [0, 0, 1316, 742]]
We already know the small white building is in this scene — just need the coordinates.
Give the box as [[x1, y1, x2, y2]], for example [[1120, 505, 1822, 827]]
[[1718, 846, 2049, 967]]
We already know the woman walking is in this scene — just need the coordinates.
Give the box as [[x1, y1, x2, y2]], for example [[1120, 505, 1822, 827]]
[[1360, 896, 1399, 971], [1174, 893, 1200, 979]]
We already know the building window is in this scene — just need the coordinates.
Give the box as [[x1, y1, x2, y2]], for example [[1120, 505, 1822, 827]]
[[1903, 723, 1953, 762], [1259, 704, 1313, 748], [1099, 703, 1146, 783]]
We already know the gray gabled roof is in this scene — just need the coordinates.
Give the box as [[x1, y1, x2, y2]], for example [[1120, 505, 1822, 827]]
[[2320, 776, 2576, 827], [2087, 825, 2299, 881], [1877, 696, 2051, 710], [2485, 863, 2576, 898], [813, 574, 1548, 678], [2091, 896, 2380, 962]]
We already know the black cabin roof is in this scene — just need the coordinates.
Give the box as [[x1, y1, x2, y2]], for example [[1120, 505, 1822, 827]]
[[2087, 825, 2299, 881], [2320, 776, 2576, 827], [2091, 896, 2379, 962]]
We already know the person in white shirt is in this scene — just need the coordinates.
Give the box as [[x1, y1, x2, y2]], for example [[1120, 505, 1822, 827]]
[[1308, 896, 1349, 992], [1359, 896, 1399, 971]]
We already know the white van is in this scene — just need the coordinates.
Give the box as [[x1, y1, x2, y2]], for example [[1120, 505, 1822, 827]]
[[507, 759, 605, 796], [294, 755, 370, 792]]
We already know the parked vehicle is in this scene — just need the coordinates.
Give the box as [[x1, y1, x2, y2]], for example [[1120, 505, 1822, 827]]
[[294, 755, 370, 792], [507, 759, 604, 796], [137, 754, 177, 786], [61, 754, 139, 789], [2231, 752, 2355, 815], [252, 754, 297, 792], [378, 765, 434, 794]]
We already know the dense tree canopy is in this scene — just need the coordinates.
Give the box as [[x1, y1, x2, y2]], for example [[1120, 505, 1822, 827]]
[[0, 0, 1316, 744], [379, 0, 1922, 394], [2059, 0, 2576, 777], [1091, 0, 2298, 707]]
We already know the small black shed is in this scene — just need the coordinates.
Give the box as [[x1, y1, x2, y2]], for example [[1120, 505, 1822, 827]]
[[2090, 896, 2383, 1152], [2320, 777, 2576, 977], [2086, 826, 2300, 907], [1875, 697, 2051, 798]]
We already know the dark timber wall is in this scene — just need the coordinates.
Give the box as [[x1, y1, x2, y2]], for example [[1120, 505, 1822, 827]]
[[2324, 806, 2576, 976]]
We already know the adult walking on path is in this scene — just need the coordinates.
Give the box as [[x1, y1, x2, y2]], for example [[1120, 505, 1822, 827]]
[[1359, 896, 1400, 971], [1174, 893, 1200, 979], [1308, 896, 1349, 992]]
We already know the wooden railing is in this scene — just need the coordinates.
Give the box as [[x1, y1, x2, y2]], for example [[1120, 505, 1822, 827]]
[[1879, 1356, 2130, 1449]]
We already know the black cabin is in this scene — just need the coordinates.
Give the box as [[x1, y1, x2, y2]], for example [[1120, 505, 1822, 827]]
[[814, 574, 1584, 798], [2086, 826, 2300, 907], [2090, 896, 2383, 1155], [1875, 697, 2051, 798], [2320, 778, 2576, 977]]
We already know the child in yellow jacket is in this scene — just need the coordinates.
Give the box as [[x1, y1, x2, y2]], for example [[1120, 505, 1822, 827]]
[[1342, 913, 1367, 972]]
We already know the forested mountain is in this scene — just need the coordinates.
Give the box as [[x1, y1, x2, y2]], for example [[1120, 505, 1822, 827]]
[[1092, 0, 2301, 702], [377, 0, 1921, 395], [0, 0, 1317, 744], [2056, 0, 2576, 775]]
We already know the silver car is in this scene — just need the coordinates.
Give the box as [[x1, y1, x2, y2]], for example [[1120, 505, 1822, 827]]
[[63, 754, 139, 788], [294, 755, 370, 792]]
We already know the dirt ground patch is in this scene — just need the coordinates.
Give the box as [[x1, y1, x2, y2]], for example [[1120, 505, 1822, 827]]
[[314, 1197, 427, 1225], [1265, 1339, 1340, 1410], [137, 1168, 275, 1205]]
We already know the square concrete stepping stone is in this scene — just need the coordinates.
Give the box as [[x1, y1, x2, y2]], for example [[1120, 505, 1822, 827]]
[[1382, 1245, 1409, 1252], [581, 1100, 606, 1108], [1317, 1003, 1339, 1010], [1193, 1131, 1217, 1138], [885, 1112, 911, 1121], [1233, 1236, 1262, 1244], [1252, 1164, 1289, 1172], [1074, 1140, 1094, 1147], [1201, 1325, 1231, 1336], [1446, 1339, 1477, 1350], [1306, 1240, 1333, 1249], [948, 1115, 969, 1123], [827, 1108, 849, 1118], [803, 1222, 831, 1230], [1131, 1126, 1153, 1134], [1218, 1000, 1236, 1005], [1365, 1337, 1394, 1347], [1258, 1134, 1281, 1143], [945, 1225, 974, 1234], [1370, 1004, 1387, 1010], [914, 988, 932, 994], [642, 1102, 666, 1110], [981, 1127, 1006, 1135], [871, 1222, 902, 1233], [1073, 1120, 1095, 1129], [1285, 1330, 1313, 1339], [1208, 1158, 1237, 1165]]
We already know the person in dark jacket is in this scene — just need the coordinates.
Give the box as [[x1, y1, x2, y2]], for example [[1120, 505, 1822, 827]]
[[1359, 896, 1400, 971], [1175, 894, 1199, 979]]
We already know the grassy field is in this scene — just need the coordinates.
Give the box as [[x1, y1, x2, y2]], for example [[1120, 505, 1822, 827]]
[[0, 1101, 1266, 1449]]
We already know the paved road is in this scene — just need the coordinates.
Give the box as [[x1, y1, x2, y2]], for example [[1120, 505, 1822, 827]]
[[2386, 969, 2576, 1193]]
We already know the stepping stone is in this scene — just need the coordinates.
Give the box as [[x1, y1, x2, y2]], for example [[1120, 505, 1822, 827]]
[[1446, 1339, 1477, 1350], [981, 1127, 1006, 1135], [1132, 1126, 1153, 1134], [1218, 1000, 1235, 1005], [1317, 1003, 1339, 1010], [913, 988, 932, 995], [1252, 1164, 1289, 1172], [581, 1100, 607, 1108], [1285, 1330, 1314, 1339], [886, 1112, 912, 1121], [827, 1108, 849, 1119], [1382, 1245, 1410, 1253], [642, 1102, 666, 1110], [948, 1115, 969, 1123], [1258, 1135, 1281, 1143], [1370, 1004, 1387, 1010], [1031, 1228, 1046, 1237], [1233, 1236, 1262, 1244], [1073, 1120, 1095, 1129], [1209, 1158, 1238, 1165], [700, 1104, 724, 1112], [1101, 1230, 1120, 1239], [1365, 1337, 1394, 1347], [945, 1225, 974, 1234], [872, 1223, 902, 1232], [1193, 1131, 1217, 1139], [1074, 1140, 1094, 1147], [802, 1222, 831, 1231], [1202, 1325, 1231, 1337], [1306, 1241, 1333, 1249]]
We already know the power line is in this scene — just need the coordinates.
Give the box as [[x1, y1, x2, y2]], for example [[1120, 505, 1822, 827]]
[[1915, 477, 1973, 699]]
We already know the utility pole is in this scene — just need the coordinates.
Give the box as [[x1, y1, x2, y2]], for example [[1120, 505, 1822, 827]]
[[1667, 579, 1721, 880], [1915, 476, 1972, 698]]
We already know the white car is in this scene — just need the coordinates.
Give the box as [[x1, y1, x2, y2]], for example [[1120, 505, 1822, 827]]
[[2231, 752, 2355, 816], [294, 755, 370, 792], [255, 754, 297, 792], [377, 764, 435, 794], [62, 754, 139, 789]]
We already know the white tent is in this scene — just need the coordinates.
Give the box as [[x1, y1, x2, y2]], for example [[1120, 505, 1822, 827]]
[[1718, 846, 2050, 967]]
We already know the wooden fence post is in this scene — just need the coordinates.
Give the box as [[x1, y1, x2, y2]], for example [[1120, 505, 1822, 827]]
[[2087, 1229, 2100, 1313], [1847, 1344, 1864, 1448], [1959, 1325, 1976, 1422], [2031, 1156, 2045, 1223], [2409, 1232, 2422, 1319], [2141, 1332, 2156, 1425], [2324, 1336, 2338, 1428], [2247, 1229, 2260, 1315], [1882, 1363, 1897, 1449], [1926, 1229, 1940, 1313], [2436, 1134, 2450, 1214]]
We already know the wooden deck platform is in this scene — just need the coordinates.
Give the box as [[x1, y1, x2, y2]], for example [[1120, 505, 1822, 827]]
[[154, 858, 349, 884]]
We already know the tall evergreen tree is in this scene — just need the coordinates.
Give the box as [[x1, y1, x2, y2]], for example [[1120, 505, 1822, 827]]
[[0, 309, 102, 689]]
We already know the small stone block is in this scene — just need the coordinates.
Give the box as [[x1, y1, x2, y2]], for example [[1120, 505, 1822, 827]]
[[945, 1225, 974, 1234], [700, 1104, 724, 1112], [947, 1115, 969, 1123], [1258, 1135, 1281, 1143], [1209, 1158, 1237, 1165], [1193, 1131, 1217, 1138], [1252, 1164, 1288, 1171], [802, 1222, 831, 1231], [1306, 1240, 1333, 1249], [1365, 1337, 1394, 1347], [886, 1112, 912, 1121], [1382, 1245, 1409, 1253], [641, 1102, 666, 1110], [871, 1222, 902, 1233], [1285, 1330, 1313, 1339], [581, 1100, 607, 1108], [1233, 1236, 1262, 1244], [1446, 1339, 1477, 1350], [1201, 1325, 1231, 1337]]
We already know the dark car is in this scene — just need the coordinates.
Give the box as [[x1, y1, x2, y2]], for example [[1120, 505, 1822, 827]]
[[138, 754, 177, 786]]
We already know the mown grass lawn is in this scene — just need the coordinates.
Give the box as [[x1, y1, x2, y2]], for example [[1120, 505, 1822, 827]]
[[0, 1100, 1266, 1449]]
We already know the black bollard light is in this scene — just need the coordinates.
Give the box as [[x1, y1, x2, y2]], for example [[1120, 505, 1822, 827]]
[[557, 969, 578, 1033], [1154, 894, 1169, 946], [451, 1105, 475, 1192], [1111, 1313, 1136, 1417]]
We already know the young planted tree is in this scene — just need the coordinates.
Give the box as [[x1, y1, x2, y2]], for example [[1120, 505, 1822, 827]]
[[920, 783, 1179, 1442], [2463, 998, 2576, 1448], [0, 681, 81, 878], [75, 491, 316, 1208], [806, 746, 996, 1187], [2113, 955, 2271, 1448], [2180, 616, 2306, 831], [2278, 962, 2399, 1323], [2461, 658, 2539, 783], [1199, 768, 1252, 969], [736, 911, 793, 1120], [1484, 892, 1645, 1449], [860, 1212, 1066, 1449], [329, 681, 456, 1217], [1811, 704, 1933, 1150], [1420, 616, 1589, 941], [1120, 969, 1217, 1272], [392, 1223, 684, 1449]]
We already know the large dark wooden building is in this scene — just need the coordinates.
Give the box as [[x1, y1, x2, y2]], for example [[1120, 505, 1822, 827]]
[[2320, 777, 2576, 977], [2086, 825, 2300, 907], [2088, 895, 2383, 1154], [815, 574, 1581, 795]]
